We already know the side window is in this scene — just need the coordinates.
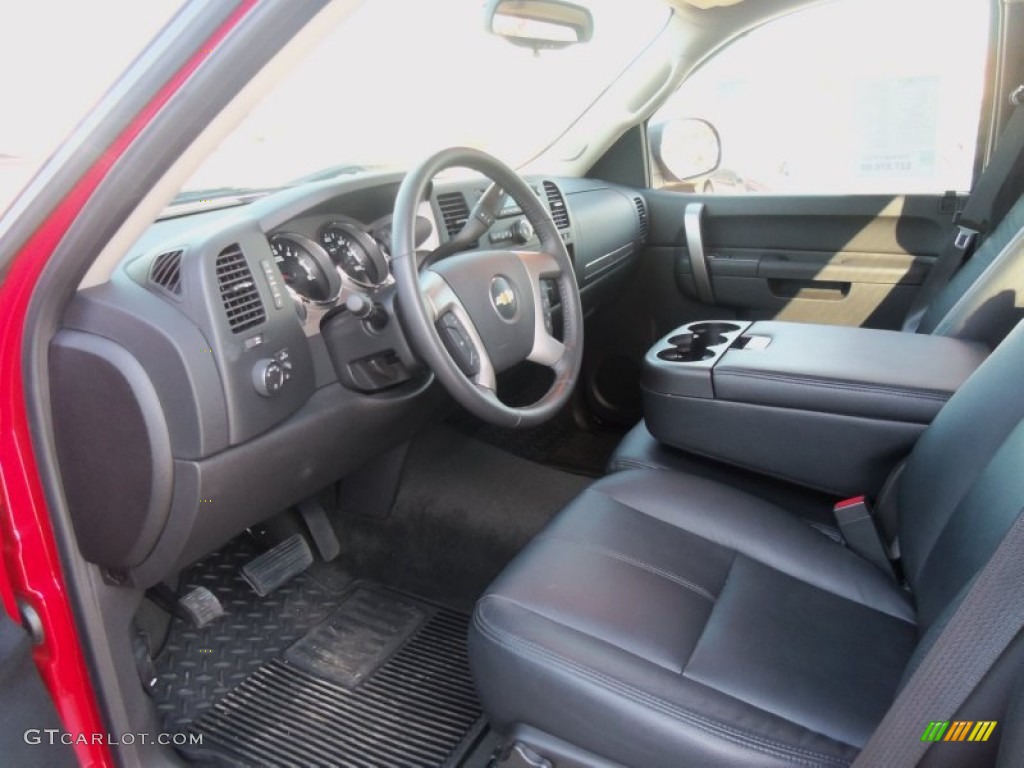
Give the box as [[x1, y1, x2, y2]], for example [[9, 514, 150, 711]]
[[649, 0, 990, 194], [0, 0, 186, 214]]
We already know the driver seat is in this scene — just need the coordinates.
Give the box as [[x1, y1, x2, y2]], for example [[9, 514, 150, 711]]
[[468, 320, 1024, 767]]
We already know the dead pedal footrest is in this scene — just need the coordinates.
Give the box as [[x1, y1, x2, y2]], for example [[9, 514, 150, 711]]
[[241, 534, 313, 596]]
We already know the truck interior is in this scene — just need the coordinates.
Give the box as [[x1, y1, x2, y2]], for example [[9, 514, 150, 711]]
[[4, 0, 1024, 766]]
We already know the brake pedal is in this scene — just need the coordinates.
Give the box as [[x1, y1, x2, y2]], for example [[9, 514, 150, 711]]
[[241, 534, 313, 596], [177, 586, 225, 629]]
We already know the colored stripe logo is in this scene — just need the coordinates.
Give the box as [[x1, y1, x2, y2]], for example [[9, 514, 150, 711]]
[[921, 721, 997, 742]]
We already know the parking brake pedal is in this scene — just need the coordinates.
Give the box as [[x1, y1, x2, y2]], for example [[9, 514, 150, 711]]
[[241, 534, 313, 596], [177, 587, 225, 629]]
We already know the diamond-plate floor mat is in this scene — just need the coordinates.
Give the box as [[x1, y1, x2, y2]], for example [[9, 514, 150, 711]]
[[152, 538, 351, 731], [152, 539, 484, 766]]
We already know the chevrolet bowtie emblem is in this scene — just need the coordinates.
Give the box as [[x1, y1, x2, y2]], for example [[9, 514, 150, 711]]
[[490, 276, 518, 321], [494, 289, 515, 307]]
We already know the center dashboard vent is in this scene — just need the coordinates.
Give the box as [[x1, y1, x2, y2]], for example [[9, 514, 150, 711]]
[[543, 181, 570, 229], [216, 244, 265, 334], [436, 192, 470, 239], [633, 196, 648, 241], [149, 249, 183, 297]]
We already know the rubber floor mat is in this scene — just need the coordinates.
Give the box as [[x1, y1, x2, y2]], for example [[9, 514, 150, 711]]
[[283, 586, 426, 688], [153, 538, 352, 732], [181, 584, 483, 767]]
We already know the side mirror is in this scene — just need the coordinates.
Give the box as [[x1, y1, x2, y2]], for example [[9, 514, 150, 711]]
[[651, 118, 722, 181], [484, 0, 594, 50]]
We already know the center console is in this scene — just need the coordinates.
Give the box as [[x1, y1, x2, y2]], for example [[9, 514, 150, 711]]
[[642, 321, 989, 495]]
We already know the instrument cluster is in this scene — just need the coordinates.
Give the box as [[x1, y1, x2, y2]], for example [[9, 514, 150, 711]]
[[268, 218, 392, 306]]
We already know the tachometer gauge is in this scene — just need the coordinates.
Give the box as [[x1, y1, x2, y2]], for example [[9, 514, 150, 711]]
[[318, 221, 390, 288], [269, 233, 340, 304]]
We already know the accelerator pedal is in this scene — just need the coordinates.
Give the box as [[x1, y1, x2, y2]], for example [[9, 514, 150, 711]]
[[241, 533, 313, 597]]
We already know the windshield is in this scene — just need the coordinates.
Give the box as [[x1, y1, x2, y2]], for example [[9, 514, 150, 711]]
[[180, 0, 670, 199]]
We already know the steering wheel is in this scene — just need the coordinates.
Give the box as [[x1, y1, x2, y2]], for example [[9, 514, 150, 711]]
[[392, 147, 584, 428]]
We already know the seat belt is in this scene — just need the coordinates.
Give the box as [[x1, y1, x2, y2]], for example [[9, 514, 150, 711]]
[[903, 91, 1024, 333], [851, 506, 1024, 766], [833, 496, 896, 578]]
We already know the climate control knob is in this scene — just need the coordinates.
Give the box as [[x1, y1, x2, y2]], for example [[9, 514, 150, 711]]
[[252, 359, 286, 397]]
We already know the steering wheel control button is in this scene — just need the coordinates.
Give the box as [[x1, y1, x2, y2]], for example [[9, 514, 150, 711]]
[[437, 312, 480, 376], [490, 276, 519, 322], [540, 280, 555, 335], [253, 358, 287, 396]]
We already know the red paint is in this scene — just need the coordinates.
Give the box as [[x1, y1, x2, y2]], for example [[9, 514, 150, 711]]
[[0, 519, 16, 620], [834, 495, 867, 510], [0, 2, 257, 765]]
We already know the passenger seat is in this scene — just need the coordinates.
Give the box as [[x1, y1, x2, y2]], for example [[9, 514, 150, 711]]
[[470, 316, 1024, 768]]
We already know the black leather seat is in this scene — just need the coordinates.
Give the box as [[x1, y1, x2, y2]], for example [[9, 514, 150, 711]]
[[608, 418, 841, 535], [469, 320, 1024, 766]]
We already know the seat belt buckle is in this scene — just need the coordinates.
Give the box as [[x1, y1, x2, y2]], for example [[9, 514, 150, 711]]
[[954, 225, 978, 251], [834, 495, 867, 514], [834, 497, 896, 578]]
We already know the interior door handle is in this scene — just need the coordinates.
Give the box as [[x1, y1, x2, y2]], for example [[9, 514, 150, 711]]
[[684, 203, 714, 303]]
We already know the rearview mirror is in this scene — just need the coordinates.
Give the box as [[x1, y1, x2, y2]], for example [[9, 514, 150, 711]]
[[485, 0, 594, 50], [651, 118, 722, 181]]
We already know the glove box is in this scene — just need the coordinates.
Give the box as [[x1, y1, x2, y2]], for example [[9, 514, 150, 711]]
[[642, 321, 989, 495]]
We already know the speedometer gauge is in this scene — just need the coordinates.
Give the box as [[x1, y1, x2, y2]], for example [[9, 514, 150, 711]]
[[318, 221, 390, 288], [269, 233, 340, 303]]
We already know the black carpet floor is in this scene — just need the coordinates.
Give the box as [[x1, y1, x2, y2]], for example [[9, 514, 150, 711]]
[[335, 426, 591, 611], [448, 404, 623, 478]]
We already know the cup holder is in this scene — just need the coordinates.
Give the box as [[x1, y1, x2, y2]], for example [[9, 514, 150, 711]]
[[689, 322, 742, 334], [660, 322, 743, 364], [658, 347, 715, 363], [660, 331, 715, 362], [687, 322, 742, 347]]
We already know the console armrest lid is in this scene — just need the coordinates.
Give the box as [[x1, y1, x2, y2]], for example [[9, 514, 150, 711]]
[[714, 322, 989, 423]]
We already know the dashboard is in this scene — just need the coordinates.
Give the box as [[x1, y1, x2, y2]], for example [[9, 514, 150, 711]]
[[49, 169, 648, 586]]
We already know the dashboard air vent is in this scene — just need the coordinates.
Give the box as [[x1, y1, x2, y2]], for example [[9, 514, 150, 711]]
[[543, 181, 570, 229], [437, 192, 470, 239], [149, 249, 183, 296], [633, 196, 648, 241], [216, 244, 265, 334]]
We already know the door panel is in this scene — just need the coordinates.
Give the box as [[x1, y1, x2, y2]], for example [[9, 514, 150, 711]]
[[646, 190, 958, 329]]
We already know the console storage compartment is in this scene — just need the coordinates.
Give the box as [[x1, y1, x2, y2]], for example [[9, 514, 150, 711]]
[[642, 321, 989, 495]]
